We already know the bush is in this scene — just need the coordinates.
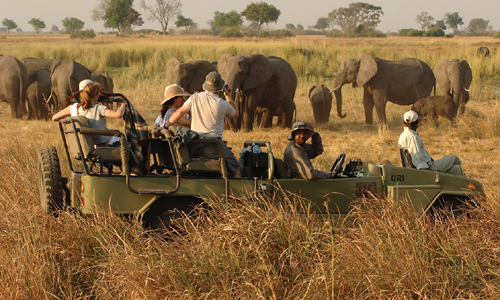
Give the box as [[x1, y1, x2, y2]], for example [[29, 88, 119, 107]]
[[219, 28, 243, 38], [495, 31, 500, 39], [269, 30, 294, 37], [398, 29, 412, 36], [367, 31, 387, 38], [258, 31, 270, 38], [423, 27, 445, 37], [407, 29, 424, 37], [70, 29, 95, 39], [326, 29, 344, 37]]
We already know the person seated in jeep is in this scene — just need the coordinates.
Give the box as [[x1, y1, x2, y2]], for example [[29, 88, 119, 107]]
[[284, 122, 331, 180], [162, 71, 242, 178], [398, 110, 464, 175]]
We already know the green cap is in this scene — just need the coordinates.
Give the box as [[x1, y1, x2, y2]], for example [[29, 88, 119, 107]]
[[203, 71, 225, 92], [288, 121, 314, 140]]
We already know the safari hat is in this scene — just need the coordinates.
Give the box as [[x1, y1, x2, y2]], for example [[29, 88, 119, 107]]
[[161, 84, 191, 105], [203, 71, 225, 92], [288, 121, 314, 140], [79, 79, 93, 91], [404, 110, 418, 123]]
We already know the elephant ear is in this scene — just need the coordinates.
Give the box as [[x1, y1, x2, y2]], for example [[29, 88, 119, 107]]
[[434, 59, 449, 89], [461, 60, 472, 88], [421, 99, 434, 115], [308, 85, 316, 98], [244, 54, 274, 91], [356, 54, 377, 87], [217, 53, 235, 78], [165, 58, 182, 83], [50, 59, 64, 76]]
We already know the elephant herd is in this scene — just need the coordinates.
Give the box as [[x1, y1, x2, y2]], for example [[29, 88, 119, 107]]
[[1, 51, 477, 130], [165, 53, 297, 132], [308, 54, 473, 126], [0, 55, 113, 120]]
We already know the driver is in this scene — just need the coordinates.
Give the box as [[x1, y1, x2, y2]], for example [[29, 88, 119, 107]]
[[284, 122, 331, 180]]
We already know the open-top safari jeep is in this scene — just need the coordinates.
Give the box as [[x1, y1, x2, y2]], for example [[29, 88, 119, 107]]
[[38, 116, 484, 226]]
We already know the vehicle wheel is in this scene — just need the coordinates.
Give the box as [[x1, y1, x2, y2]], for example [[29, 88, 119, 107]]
[[38, 146, 64, 213]]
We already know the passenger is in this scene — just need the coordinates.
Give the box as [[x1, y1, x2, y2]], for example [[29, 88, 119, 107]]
[[284, 121, 331, 180], [398, 110, 464, 175], [155, 84, 191, 128], [52, 82, 126, 148], [162, 71, 242, 178]]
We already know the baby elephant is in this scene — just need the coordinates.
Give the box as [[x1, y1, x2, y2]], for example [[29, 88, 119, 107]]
[[411, 96, 457, 125], [477, 46, 490, 57]]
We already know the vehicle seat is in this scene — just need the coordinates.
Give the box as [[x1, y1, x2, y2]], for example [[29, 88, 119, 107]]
[[400, 148, 415, 168], [273, 158, 290, 179], [64, 115, 134, 174], [151, 127, 225, 176]]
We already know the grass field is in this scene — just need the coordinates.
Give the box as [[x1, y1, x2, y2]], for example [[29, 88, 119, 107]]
[[1, 34, 500, 298]]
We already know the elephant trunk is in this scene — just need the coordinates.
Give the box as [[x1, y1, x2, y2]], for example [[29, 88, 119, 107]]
[[333, 76, 347, 119]]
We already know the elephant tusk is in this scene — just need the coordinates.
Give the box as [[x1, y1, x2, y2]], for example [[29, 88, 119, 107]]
[[46, 94, 53, 104], [464, 87, 470, 92], [329, 85, 342, 93]]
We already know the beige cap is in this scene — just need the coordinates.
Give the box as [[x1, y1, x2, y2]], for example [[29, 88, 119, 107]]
[[404, 110, 418, 123], [161, 84, 191, 105], [79, 79, 93, 91]]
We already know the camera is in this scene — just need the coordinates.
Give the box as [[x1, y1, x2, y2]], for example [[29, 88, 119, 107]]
[[224, 83, 231, 92]]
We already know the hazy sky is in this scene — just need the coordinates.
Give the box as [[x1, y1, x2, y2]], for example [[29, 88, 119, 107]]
[[2, 0, 499, 33]]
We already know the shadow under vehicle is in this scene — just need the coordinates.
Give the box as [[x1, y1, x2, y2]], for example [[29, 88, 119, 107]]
[[38, 116, 484, 226]]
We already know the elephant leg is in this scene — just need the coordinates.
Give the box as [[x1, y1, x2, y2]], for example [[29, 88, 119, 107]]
[[254, 109, 263, 127], [363, 89, 375, 125], [372, 90, 388, 125], [261, 109, 274, 128], [281, 103, 294, 128]]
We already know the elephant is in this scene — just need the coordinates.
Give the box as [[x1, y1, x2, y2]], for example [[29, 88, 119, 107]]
[[477, 46, 490, 57], [91, 72, 114, 93], [165, 58, 217, 93], [0, 55, 29, 118], [254, 103, 296, 127], [26, 82, 50, 120], [332, 53, 435, 125], [218, 53, 297, 132], [433, 59, 472, 116], [27, 69, 51, 120], [309, 84, 334, 123], [50, 59, 92, 110], [411, 95, 456, 125]]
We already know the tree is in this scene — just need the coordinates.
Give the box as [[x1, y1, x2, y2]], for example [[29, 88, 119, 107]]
[[467, 18, 489, 36], [314, 17, 330, 31], [241, 2, 281, 34], [285, 23, 295, 30], [140, 0, 181, 35], [28, 18, 45, 33], [92, 0, 144, 35], [175, 15, 196, 32], [1, 18, 17, 33], [61, 17, 85, 34], [444, 12, 463, 34], [432, 20, 447, 31], [415, 12, 434, 30], [212, 11, 243, 31], [51, 25, 59, 32], [328, 2, 383, 35]]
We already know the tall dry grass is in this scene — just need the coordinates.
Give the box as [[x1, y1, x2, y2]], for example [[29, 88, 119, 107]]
[[1, 34, 500, 298]]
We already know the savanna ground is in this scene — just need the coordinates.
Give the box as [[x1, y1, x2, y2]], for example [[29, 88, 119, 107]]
[[1, 33, 500, 298]]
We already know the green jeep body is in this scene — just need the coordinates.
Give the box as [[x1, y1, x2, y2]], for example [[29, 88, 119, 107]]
[[37, 117, 483, 224]]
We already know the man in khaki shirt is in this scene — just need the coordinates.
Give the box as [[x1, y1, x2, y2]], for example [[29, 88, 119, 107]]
[[284, 122, 331, 180]]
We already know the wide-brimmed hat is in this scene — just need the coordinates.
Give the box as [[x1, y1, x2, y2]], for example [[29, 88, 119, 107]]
[[161, 84, 191, 105], [203, 71, 225, 92], [79, 79, 93, 91], [404, 110, 418, 123], [288, 122, 315, 140]]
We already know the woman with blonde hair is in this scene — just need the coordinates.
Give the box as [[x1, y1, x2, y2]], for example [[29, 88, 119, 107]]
[[52, 81, 126, 147]]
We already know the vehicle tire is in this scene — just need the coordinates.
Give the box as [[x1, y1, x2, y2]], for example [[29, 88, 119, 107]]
[[38, 146, 64, 213]]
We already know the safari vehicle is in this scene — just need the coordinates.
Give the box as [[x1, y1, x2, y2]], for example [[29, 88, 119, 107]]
[[38, 116, 484, 225]]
